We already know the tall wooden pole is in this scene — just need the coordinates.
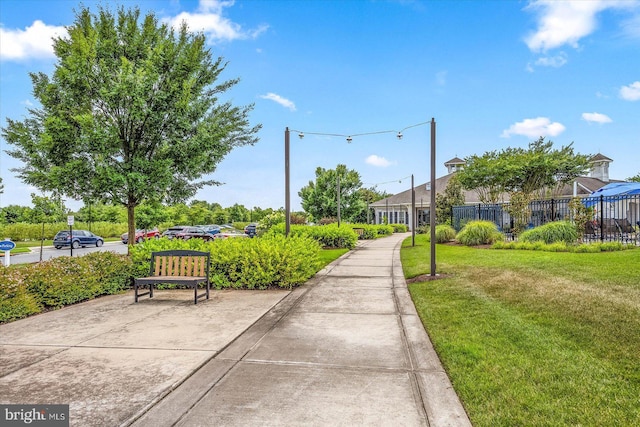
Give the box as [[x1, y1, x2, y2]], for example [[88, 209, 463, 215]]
[[285, 127, 290, 236], [430, 118, 436, 276]]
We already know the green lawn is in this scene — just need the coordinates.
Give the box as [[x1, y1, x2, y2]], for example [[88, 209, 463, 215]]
[[402, 235, 640, 426], [318, 248, 349, 266]]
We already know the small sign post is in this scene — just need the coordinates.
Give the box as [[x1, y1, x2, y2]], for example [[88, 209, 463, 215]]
[[0, 239, 16, 267], [67, 216, 74, 257]]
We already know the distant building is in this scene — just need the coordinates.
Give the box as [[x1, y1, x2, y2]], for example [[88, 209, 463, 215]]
[[370, 154, 620, 230]]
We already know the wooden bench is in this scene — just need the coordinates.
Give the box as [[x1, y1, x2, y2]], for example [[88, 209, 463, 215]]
[[134, 250, 210, 304]]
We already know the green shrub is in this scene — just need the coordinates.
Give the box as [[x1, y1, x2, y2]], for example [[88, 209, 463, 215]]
[[375, 224, 394, 236], [22, 253, 133, 309], [390, 223, 408, 232], [519, 221, 578, 244], [349, 223, 395, 239], [435, 225, 457, 243], [573, 243, 602, 253], [0, 267, 41, 323], [130, 234, 322, 290], [351, 224, 377, 240], [209, 234, 321, 289], [81, 251, 134, 294], [23, 257, 99, 308], [493, 241, 635, 253], [599, 241, 625, 252], [419, 224, 457, 243], [0, 252, 132, 322], [416, 225, 428, 234], [268, 223, 358, 249], [456, 220, 503, 246]]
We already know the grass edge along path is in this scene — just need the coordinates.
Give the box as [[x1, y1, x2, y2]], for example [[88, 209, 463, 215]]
[[401, 235, 640, 427]]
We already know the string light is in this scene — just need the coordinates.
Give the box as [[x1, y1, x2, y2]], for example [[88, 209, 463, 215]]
[[363, 175, 412, 187], [291, 121, 429, 143]]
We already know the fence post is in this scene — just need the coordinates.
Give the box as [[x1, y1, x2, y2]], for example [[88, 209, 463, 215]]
[[551, 198, 555, 222], [600, 195, 604, 243]]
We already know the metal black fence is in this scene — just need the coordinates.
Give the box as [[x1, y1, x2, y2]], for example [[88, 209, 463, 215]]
[[452, 194, 640, 244]]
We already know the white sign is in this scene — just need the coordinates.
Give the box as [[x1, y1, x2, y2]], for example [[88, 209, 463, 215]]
[[67, 215, 75, 226]]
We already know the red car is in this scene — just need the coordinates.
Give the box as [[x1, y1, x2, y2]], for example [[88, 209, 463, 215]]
[[121, 228, 160, 244]]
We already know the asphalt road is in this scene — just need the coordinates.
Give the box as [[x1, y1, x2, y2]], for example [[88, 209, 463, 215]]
[[6, 241, 129, 265]]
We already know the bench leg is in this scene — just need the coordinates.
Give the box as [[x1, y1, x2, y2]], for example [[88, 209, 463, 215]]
[[134, 281, 152, 303], [194, 286, 198, 305]]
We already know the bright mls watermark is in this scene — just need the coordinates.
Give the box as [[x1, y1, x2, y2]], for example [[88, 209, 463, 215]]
[[1, 405, 68, 426]]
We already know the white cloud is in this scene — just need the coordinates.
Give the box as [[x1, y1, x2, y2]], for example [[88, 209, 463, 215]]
[[259, 93, 296, 111], [365, 155, 396, 167], [524, 0, 634, 52], [620, 12, 640, 39], [0, 20, 67, 61], [534, 52, 568, 68], [620, 81, 640, 101], [165, 0, 268, 42], [501, 117, 566, 138], [582, 112, 612, 124]]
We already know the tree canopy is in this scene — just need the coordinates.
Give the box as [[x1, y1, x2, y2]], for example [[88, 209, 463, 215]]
[[457, 137, 591, 233], [436, 175, 465, 224], [299, 164, 366, 222], [2, 5, 260, 245], [457, 138, 592, 202]]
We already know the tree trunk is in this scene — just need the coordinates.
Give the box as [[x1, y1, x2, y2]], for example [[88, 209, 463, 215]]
[[127, 203, 136, 254]]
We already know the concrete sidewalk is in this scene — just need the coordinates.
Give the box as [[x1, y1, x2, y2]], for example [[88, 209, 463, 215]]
[[0, 233, 470, 426]]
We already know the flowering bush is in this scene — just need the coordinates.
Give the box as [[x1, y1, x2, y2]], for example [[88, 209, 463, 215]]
[[0, 252, 132, 323]]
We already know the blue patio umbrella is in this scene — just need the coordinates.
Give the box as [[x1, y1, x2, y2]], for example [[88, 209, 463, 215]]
[[583, 182, 640, 207]]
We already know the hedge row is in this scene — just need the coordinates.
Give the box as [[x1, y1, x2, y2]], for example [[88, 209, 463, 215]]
[[0, 222, 128, 241], [0, 252, 133, 323], [129, 234, 322, 290], [349, 224, 396, 240], [492, 241, 635, 252], [268, 223, 359, 249], [455, 220, 635, 252]]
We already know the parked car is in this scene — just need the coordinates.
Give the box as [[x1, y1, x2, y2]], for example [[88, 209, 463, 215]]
[[244, 223, 258, 237], [213, 231, 249, 240], [161, 226, 190, 240], [121, 228, 160, 244], [174, 227, 214, 241], [199, 224, 221, 236], [53, 230, 104, 249]]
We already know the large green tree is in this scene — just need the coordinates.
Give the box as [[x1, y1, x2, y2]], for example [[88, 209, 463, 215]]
[[2, 6, 259, 246], [352, 186, 391, 224], [458, 138, 591, 203], [436, 175, 465, 225], [455, 150, 505, 204], [628, 173, 640, 183], [299, 164, 366, 222], [458, 137, 591, 232]]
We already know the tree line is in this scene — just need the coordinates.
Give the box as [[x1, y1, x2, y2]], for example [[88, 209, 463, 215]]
[[0, 197, 282, 229]]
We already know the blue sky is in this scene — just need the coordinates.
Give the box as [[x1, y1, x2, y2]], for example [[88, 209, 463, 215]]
[[1, 0, 639, 211]]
